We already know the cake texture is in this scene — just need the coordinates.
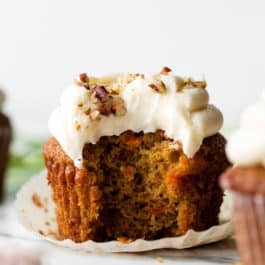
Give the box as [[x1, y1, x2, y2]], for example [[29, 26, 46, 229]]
[[220, 90, 265, 265], [44, 67, 229, 242], [0, 91, 12, 201]]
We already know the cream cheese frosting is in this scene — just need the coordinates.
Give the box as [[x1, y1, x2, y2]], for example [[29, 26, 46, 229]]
[[49, 69, 223, 167], [226, 90, 265, 167]]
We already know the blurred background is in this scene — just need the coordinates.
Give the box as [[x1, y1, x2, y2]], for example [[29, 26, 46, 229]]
[[1, 0, 265, 195]]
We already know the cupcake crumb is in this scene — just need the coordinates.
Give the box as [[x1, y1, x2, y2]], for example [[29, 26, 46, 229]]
[[117, 237, 133, 243], [38, 230, 45, 236], [32, 193, 43, 208], [156, 257, 164, 263]]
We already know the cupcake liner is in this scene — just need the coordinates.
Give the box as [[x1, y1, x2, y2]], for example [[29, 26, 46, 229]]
[[16, 170, 233, 253], [232, 192, 265, 265]]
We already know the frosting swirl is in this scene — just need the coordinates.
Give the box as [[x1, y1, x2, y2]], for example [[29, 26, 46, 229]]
[[49, 69, 223, 167], [226, 90, 265, 167]]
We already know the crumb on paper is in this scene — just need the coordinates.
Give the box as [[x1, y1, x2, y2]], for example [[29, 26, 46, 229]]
[[156, 257, 164, 263], [38, 230, 45, 236], [32, 193, 43, 208]]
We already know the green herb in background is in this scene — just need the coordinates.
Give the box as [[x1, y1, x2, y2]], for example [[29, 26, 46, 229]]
[[6, 139, 45, 199]]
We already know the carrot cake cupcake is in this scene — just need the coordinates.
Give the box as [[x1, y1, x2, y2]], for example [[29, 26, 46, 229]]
[[221, 90, 265, 265], [44, 67, 230, 242]]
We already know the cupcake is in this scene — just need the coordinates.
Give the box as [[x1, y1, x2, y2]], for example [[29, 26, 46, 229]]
[[220, 91, 265, 265], [44, 67, 230, 242], [0, 90, 12, 201]]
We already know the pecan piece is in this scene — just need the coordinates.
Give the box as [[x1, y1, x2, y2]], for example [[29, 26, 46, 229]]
[[189, 80, 207, 89], [79, 73, 89, 83], [135, 73, 145, 79], [98, 103, 111, 116], [148, 81, 166, 93], [90, 110, 101, 121], [177, 78, 207, 91], [84, 108, 91, 115], [160, 66, 172, 75], [95, 85, 109, 100], [111, 97, 126, 116], [74, 121, 81, 131], [176, 77, 186, 91]]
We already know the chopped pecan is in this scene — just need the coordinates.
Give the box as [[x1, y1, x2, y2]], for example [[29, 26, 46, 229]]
[[176, 77, 186, 91], [98, 103, 111, 116], [135, 73, 145, 79], [119, 73, 136, 85], [74, 121, 81, 131], [79, 73, 89, 83], [96, 75, 118, 86], [177, 77, 207, 91], [189, 80, 207, 89], [95, 85, 109, 100], [111, 97, 126, 116], [111, 104, 126, 116], [107, 85, 122, 95], [84, 108, 91, 115], [90, 91, 98, 104], [148, 80, 166, 93], [160, 66, 172, 75], [90, 110, 101, 121]]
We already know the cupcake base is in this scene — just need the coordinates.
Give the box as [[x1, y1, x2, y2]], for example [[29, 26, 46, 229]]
[[44, 131, 230, 243], [16, 170, 234, 252]]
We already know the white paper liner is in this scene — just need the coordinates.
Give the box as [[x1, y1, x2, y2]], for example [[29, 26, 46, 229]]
[[16, 170, 233, 253]]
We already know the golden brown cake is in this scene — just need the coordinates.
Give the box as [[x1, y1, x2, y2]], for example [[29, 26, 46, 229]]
[[220, 91, 265, 265], [44, 68, 229, 242]]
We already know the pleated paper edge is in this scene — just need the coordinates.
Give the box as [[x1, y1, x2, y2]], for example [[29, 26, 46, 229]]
[[16, 170, 233, 253]]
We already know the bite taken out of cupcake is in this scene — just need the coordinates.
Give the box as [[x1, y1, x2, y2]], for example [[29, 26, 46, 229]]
[[220, 90, 265, 265], [43, 67, 230, 243]]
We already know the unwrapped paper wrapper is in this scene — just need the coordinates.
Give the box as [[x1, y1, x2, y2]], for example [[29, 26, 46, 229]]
[[16, 171, 233, 253]]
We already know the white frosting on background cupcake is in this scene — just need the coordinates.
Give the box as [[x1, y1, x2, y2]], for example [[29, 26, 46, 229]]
[[49, 69, 223, 167], [226, 90, 265, 167]]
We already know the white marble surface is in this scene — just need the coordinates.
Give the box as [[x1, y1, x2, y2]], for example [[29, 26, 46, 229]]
[[0, 202, 240, 265]]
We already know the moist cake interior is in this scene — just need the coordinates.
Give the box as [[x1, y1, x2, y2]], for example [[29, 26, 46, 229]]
[[78, 130, 225, 241]]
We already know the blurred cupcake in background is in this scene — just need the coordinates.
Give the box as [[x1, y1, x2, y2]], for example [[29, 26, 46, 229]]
[[220, 90, 265, 265], [0, 89, 12, 202]]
